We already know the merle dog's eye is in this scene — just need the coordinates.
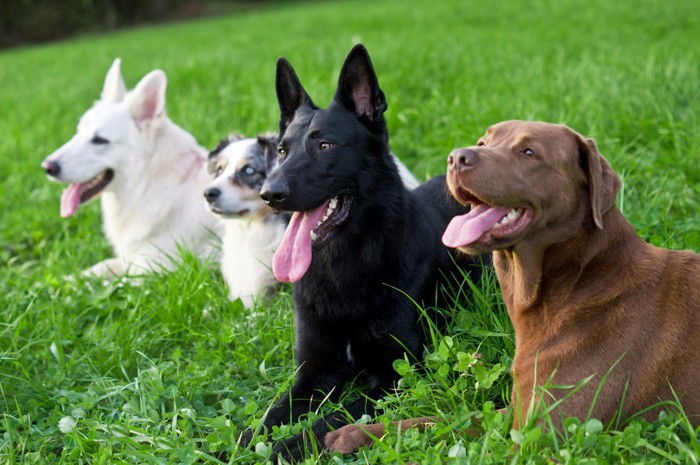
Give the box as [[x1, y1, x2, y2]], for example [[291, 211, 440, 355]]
[[524, 148, 535, 157], [91, 135, 109, 145], [319, 142, 334, 152], [277, 147, 287, 157], [243, 165, 256, 175]]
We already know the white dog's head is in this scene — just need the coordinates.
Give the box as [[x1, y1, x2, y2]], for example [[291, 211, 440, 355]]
[[41, 59, 168, 217], [204, 134, 279, 219]]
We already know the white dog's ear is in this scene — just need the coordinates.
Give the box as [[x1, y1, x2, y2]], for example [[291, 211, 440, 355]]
[[102, 58, 127, 102], [126, 70, 167, 123]]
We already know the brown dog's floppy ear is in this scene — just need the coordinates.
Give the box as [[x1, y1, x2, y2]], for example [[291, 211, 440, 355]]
[[575, 133, 621, 229]]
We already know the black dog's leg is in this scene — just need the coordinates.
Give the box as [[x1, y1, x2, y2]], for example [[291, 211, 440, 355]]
[[271, 383, 391, 462], [240, 326, 351, 447]]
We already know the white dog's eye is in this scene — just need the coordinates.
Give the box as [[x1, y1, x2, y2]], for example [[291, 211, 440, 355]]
[[319, 142, 334, 151], [91, 135, 109, 145], [215, 166, 224, 177], [524, 148, 535, 157]]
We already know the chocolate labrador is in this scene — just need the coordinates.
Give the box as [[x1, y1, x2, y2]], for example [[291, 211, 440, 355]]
[[325, 120, 700, 454]]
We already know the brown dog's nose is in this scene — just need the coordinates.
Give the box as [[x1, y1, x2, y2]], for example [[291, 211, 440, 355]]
[[448, 148, 479, 171]]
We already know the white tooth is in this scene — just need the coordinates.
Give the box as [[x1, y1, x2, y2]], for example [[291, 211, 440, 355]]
[[329, 197, 338, 208], [310, 231, 317, 241]]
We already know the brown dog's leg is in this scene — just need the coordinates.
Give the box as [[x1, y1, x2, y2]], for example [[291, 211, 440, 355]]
[[324, 417, 436, 454]]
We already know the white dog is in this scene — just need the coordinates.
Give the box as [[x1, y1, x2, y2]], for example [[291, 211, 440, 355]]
[[204, 135, 420, 307], [42, 59, 223, 278]]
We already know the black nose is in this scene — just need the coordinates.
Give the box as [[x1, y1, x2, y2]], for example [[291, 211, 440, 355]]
[[42, 160, 61, 177], [447, 148, 479, 171], [260, 182, 289, 207], [203, 187, 221, 203]]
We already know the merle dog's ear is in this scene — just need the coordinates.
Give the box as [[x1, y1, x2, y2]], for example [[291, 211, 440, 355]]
[[575, 131, 621, 230], [334, 44, 387, 124], [276, 58, 314, 133], [257, 133, 280, 174]]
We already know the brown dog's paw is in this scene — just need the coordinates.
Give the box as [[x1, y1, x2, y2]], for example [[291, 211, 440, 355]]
[[325, 423, 386, 454]]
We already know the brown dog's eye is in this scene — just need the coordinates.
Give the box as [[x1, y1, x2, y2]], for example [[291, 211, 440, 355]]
[[477, 141, 485, 147], [319, 142, 334, 152], [524, 148, 535, 157]]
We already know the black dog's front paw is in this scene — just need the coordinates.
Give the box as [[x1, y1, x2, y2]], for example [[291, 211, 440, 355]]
[[239, 428, 255, 448], [270, 430, 322, 463]]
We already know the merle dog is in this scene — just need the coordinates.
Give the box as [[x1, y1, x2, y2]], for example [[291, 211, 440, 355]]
[[245, 44, 488, 460]]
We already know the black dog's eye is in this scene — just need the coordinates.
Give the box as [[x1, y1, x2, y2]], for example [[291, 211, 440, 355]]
[[91, 135, 109, 145], [277, 147, 287, 157], [524, 148, 535, 157], [319, 142, 334, 152]]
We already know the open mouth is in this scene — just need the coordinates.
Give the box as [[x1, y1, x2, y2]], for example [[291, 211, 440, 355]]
[[60, 169, 114, 218], [309, 194, 352, 245], [211, 206, 251, 218], [442, 188, 532, 250], [272, 193, 353, 283]]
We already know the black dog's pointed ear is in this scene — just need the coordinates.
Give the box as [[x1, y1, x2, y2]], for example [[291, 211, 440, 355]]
[[334, 44, 387, 123], [276, 58, 314, 133]]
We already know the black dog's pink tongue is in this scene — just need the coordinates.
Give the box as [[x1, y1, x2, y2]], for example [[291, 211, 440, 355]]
[[273, 200, 330, 283], [442, 204, 511, 248]]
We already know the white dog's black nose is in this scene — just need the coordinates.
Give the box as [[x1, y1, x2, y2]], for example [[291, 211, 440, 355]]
[[204, 187, 221, 203], [42, 160, 61, 177]]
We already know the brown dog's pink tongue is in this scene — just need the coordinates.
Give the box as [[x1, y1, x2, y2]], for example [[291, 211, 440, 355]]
[[273, 200, 330, 283], [60, 183, 85, 218], [442, 204, 511, 248]]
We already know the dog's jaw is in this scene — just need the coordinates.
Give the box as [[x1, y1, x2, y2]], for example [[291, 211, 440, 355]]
[[60, 169, 115, 218], [272, 193, 353, 283]]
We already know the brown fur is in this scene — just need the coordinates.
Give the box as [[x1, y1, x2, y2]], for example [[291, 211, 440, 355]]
[[325, 120, 700, 453]]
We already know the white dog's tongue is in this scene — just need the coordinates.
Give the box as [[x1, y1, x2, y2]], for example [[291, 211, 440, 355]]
[[60, 183, 85, 218], [442, 204, 511, 248], [273, 200, 330, 283]]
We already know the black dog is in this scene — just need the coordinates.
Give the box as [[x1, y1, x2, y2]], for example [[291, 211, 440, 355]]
[[246, 44, 487, 460]]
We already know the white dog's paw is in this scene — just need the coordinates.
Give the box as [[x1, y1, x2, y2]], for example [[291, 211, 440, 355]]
[[82, 258, 126, 281]]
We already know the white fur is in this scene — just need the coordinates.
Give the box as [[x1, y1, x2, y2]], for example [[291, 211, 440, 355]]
[[42, 59, 223, 278], [205, 139, 285, 307]]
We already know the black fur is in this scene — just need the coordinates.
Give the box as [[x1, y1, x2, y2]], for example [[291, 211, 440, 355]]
[[248, 44, 489, 461]]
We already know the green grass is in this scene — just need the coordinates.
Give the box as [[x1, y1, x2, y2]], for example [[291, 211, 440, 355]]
[[1, 0, 699, 463]]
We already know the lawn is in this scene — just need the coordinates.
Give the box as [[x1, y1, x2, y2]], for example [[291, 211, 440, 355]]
[[1, 0, 698, 463]]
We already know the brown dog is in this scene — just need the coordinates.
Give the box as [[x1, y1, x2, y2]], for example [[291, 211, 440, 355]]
[[325, 120, 700, 454]]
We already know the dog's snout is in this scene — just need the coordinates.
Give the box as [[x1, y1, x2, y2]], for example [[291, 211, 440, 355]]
[[260, 182, 289, 207], [42, 160, 61, 177], [447, 148, 479, 171], [203, 187, 221, 203]]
